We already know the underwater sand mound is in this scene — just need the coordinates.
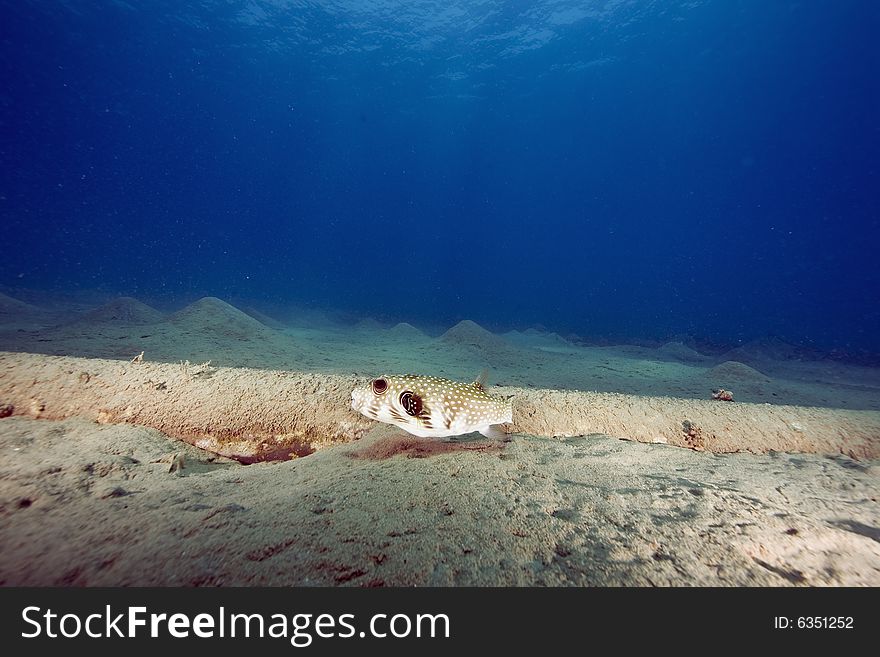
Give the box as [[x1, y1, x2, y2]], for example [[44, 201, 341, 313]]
[[77, 297, 165, 325], [543, 332, 574, 347], [438, 319, 511, 352], [386, 322, 428, 339], [657, 341, 708, 363], [523, 328, 572, 344], [505, 329, 574, 350], [721, 337, 803, 363], [241, 306, 286, 330], [705, 360, 771, 384], [355, 317, 385, 331], [168, 297, 277, 340], [0, 292, 43, 317]]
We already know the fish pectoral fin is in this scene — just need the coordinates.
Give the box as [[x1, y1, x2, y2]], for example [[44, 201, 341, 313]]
[[417, 408, 435, 429], [473, 368, 490, 391], [478, 424, 509, 442]]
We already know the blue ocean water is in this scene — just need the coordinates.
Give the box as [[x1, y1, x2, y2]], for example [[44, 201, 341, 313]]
[[1, 1, 877, 354]]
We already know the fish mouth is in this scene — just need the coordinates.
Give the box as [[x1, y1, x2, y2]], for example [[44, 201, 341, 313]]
[[350, 389, 367, 413]]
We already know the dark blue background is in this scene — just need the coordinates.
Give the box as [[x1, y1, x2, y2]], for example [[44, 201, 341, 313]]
[[1, 1, 877, 350]]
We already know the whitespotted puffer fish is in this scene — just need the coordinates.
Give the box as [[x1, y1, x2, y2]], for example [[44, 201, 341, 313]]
[[350, 372, 512, 440]]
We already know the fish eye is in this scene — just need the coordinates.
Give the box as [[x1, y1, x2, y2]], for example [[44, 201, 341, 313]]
[[371, 378, 388, 395]]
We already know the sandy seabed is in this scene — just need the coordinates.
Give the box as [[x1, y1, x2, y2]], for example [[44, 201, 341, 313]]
[[0, 292, 878, 586]]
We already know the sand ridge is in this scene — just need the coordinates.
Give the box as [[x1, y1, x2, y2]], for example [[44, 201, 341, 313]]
[[0, 351, 878, 461]]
